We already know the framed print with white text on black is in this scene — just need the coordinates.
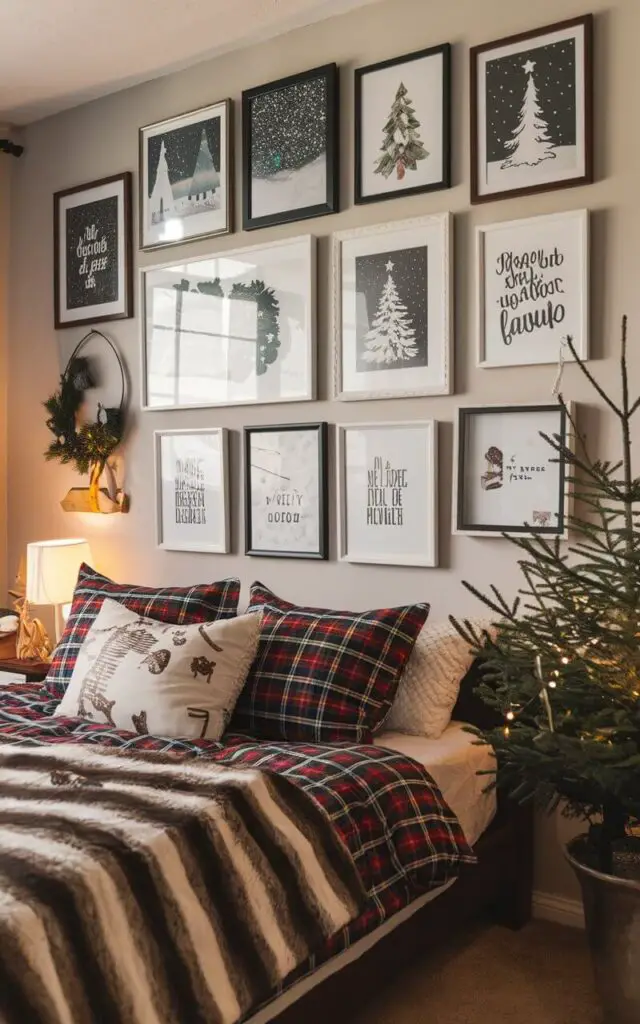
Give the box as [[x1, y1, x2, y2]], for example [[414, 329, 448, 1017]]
[[140, 99, 232, 250], [477, 209, 589, 367], [338, 421, 438, 567], [471, 15, 593, 203], [334, 214, 451, 400], [355, 43, 451, 204], [155, 428, 230, 553], [454, 404, 572, 537], [244, 423, 328, 560], [242, 63, 339, 231], [54, 173, 133, 329]]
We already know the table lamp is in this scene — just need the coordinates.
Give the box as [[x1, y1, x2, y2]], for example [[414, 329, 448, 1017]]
[[26, 538, 92, 641]]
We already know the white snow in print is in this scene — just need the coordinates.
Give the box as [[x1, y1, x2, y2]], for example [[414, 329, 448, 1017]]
[[251, 155, 326, 218]]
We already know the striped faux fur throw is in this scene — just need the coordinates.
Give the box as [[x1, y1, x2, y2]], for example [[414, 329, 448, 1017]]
[[0, 743, 365, 1024]]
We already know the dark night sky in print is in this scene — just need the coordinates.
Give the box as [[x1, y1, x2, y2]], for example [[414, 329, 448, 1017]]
[[486, 38, 576, 162], [250, 76, 327, 178], [355, 245, 428, 372], [148, 118, 221, 194]]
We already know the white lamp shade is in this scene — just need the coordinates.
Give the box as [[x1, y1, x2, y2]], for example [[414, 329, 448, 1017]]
[[25, 538, 92, 607]]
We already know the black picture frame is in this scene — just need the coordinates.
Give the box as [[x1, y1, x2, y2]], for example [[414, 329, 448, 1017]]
[[355, 43, 451, 205], [470, 14, 594, 204], [455, 404, 570, 537], [242, 64, 339, 231], [53, 172, 133, 330], [244, 422, 328, 560]]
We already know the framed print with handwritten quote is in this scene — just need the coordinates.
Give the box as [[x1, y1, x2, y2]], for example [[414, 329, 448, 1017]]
[[155, 428, 230, 553]]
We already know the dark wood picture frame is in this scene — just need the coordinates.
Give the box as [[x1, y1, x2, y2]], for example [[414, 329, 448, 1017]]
[[244, 422, 329, 560], [54, 172, 133, 330], [455, 403, 570, 536], [242, 64, 339, 231], [470, 14, 593, 204], [355, 43, 451, 205]]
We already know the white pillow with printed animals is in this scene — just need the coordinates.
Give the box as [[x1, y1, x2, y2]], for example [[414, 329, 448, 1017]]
[[54, 597, 261, 741]]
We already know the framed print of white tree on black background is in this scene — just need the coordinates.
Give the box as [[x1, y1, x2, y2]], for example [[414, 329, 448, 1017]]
[[355, 43, 451, 204], [242, 64, 339, 230], [471, 15, 593, 203], [334, 214, 451, 400]]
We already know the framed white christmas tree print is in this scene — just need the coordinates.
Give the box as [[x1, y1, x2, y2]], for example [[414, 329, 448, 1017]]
[[471, 15, 593, 203], [139, 99, 232, 250], [333, 214, 451, 400], [355, 43, 451, 204]]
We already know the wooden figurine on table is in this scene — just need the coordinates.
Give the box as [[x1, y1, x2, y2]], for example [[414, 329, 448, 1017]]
[[14, 597, 53, 662]]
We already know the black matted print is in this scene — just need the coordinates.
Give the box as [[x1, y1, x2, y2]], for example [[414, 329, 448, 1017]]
[[65, 196, 119, 310], [355, 246, 428, 372]]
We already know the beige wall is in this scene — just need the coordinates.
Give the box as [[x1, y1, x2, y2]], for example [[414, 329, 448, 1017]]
[[0, 134, 12, 607], [8, 0, 640, 903]]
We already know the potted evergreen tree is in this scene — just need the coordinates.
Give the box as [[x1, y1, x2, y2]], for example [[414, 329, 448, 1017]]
[[453, 321, 640, 1024]]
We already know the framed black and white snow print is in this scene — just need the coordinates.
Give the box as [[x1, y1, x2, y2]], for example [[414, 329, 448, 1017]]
[[242, 63, 339, 231], [471, 15, 593, 203], [140, 99, 232, 250], [54, 173, 133, 329], [155, 428, 230, 554], [454, 403, 573, 537], [142, 235, 316, 410], [355, 43, 451, 205], [338, 421, 438, 567], [477, 209, 589, 367], [334, 214, 451, 400], [244, 423, 328, 560]]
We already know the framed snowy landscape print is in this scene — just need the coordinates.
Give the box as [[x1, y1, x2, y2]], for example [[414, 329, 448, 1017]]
[[334, 214, 451, 400], [155, 428, 230, 553], [471, 15, 593, 203], [242, 63, 339, 230], [477, 209, 589, 367], [454, 404, 572, 537], [142, 235, 316, 410], [140, 99, 232, 250], [338, 421, 438, 567], [244, 423, 328, 560], [355, 43, 451, 204]]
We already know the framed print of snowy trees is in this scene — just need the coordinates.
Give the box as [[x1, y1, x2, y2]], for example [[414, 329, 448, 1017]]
[[242, 64, 339, 231], [139, 99, 232, 250], [334, 214, 451, 400], [471, 15, 593, 203], [141, 235, 316, 410], [355, 44, 451, 204]]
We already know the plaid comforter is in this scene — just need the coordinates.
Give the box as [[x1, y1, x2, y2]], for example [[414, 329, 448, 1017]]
[[0, 683, 475, 1011]]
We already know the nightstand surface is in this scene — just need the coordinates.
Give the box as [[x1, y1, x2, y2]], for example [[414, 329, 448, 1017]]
[[0, 657, 50, 682]]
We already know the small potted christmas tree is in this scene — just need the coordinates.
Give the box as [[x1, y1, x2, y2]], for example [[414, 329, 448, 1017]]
[[453, 320, 640, 1024]]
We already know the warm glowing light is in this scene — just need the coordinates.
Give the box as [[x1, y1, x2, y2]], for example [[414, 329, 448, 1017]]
[[548, 680, 557, 689], [561, 657, 569, 665], [506, 711, 515, 721], [504, 726, 510, 738]]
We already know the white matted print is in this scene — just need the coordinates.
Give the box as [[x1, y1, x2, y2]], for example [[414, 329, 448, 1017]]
[[334, 215, 451, 400], [472, 16, 593, 203], [477, 209, 588, 367], [155, 429, 229, 553], [454, 404, 571, 537], [338, 422, 438, 567], [245, 423, 328, 559], [142, 235, 315, 410]]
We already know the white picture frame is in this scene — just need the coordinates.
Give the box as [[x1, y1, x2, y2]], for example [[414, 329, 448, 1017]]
[[155, 428, 230, 553], [453, 403, 574, 538], [141, 235, 316, 411], [333, 214, 452, 401], [338, 421, 438, 567], [477, 209, 589, 367]]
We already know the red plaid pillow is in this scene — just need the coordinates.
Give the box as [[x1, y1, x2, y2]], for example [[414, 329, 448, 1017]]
[[44, 564, 241, 699], [231, 582, 429, 743]]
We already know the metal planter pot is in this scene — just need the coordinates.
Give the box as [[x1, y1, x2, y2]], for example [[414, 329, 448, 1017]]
[[566, 836, 640, 1024]]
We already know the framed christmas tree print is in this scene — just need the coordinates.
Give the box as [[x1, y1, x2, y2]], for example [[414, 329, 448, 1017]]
[[139, 99, 232, 250], [471, 15, 593, 203], [333, 214, 451, 400], [242, 64, 339, 231], [355, 43, 451, 204]]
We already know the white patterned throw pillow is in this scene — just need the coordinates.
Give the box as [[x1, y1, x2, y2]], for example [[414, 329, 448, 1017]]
[[384, 619, 492, 739], [54, 598, 261, 741]]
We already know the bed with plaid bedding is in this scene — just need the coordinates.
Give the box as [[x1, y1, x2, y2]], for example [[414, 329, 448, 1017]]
[[0, 683, 475, 1017]]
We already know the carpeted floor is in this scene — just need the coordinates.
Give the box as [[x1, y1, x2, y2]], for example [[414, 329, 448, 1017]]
[[350, 920, 601, 1024]]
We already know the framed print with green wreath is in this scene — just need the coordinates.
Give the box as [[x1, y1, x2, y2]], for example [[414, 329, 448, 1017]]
[[141, 236, 316, 410]]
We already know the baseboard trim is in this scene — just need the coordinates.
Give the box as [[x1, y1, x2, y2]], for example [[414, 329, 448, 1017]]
[[533, 890, 585, 929]]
